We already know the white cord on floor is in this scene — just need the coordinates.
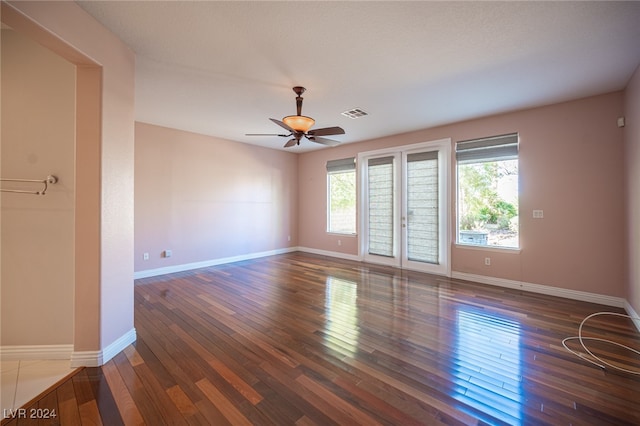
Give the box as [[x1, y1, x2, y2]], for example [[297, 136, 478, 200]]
[[562, 311, 640, 375]]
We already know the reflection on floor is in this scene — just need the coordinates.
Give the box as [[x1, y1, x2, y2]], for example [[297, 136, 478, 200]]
[[1, 360, 77, 411]]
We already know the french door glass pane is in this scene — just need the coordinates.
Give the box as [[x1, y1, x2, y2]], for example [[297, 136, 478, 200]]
[[406, 152, 439, 264], [367, 157, 394, 257]]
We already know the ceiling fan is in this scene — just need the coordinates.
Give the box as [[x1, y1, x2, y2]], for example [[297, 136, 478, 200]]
[[246, 86, 345, 148]]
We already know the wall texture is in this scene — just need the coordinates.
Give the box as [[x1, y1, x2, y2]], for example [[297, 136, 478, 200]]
[[134, 123, 298, 273], [624, 64, 640, 314], [299, 92, 626, 298], [1, 29, 75, 346]]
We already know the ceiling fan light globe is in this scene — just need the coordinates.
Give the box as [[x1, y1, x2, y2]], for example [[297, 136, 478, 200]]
[[283, 115, 315, 132]]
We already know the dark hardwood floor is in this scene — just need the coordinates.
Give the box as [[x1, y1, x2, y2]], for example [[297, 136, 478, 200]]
[[4, 252, 640, 425]]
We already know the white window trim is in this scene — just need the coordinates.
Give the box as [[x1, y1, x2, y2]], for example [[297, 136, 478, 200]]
[[454, 243, 522, 254]]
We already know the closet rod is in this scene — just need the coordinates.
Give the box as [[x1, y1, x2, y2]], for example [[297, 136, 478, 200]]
[[0, 175, 58, 195]]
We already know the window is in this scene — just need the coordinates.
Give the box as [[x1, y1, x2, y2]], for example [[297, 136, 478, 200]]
[[327, 157, 356, 234], [456, 134, 519, 248]]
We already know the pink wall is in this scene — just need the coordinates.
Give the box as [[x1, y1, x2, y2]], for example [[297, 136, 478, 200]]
[[134, 123, 298, 272], [299, 92, 626, 297], [1, 29, 75, 346], [2, 1, 136, 361], [624, 65, 640, 313]]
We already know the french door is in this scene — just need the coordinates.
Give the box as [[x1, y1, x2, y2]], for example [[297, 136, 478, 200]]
[[359, 139, 450, 276]]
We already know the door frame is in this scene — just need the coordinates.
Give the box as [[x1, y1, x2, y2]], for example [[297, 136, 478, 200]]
[[357, 138, 451, 276]]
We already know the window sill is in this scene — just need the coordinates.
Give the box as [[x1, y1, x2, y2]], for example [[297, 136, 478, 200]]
[[327, 232, 357, 237], [454, 243, 521, 254]]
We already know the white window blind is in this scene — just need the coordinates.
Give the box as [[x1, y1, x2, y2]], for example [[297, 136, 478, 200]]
[[456, 133, 518, 164], [326, 157, 355, 173], [367, 157, 394, 257], [406, 151, 439, 264]]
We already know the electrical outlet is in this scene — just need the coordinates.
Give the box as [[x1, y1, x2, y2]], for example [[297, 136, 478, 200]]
[[485, 257, 491, 266], [143, 252, 149, 261], [533, 210, 544, 219]]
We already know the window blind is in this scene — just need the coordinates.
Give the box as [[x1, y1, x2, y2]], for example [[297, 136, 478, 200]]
[[326, 157, 356, 173], [367, 156, 394, 257], [456, 133, 518, 164], [406, 151, 439, 264], [407, 151, 438, 162]]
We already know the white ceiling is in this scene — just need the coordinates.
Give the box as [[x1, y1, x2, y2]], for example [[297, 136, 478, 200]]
[[76, 1, 640, 152]]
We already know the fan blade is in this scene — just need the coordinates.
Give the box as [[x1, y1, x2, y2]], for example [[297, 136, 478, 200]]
[[284, 138, 298, 148], [307, 126, 345, 137], [270, 118, 294, 132], [307, 136, 340, 146], [246, 133, 290, 137]]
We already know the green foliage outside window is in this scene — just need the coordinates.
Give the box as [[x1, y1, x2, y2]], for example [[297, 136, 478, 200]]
[[459, 160, 518, 232], [328, 171, 356, 234], [330, 171, 356, 210]]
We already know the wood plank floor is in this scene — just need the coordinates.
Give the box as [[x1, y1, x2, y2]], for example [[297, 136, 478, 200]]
[[3, 252, 639, 425]]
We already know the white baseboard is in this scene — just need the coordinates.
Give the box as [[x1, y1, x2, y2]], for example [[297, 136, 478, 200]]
[[102, 328, 137, 365], [134, 247, 299, 279], [70, 328, 136, 367], [451, 271, 627, 308], [624, 301, 640, 333], [0, 344, 73, 360], [297, 246, 362, 262], [70, 350, 102, 368]]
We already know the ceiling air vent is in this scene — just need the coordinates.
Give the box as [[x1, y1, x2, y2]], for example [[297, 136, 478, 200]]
[[341, 108, 368, 119]]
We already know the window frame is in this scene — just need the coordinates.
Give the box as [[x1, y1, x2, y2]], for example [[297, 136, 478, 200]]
[[326, 157, 357, 235], [455, 134, 520, 250]]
